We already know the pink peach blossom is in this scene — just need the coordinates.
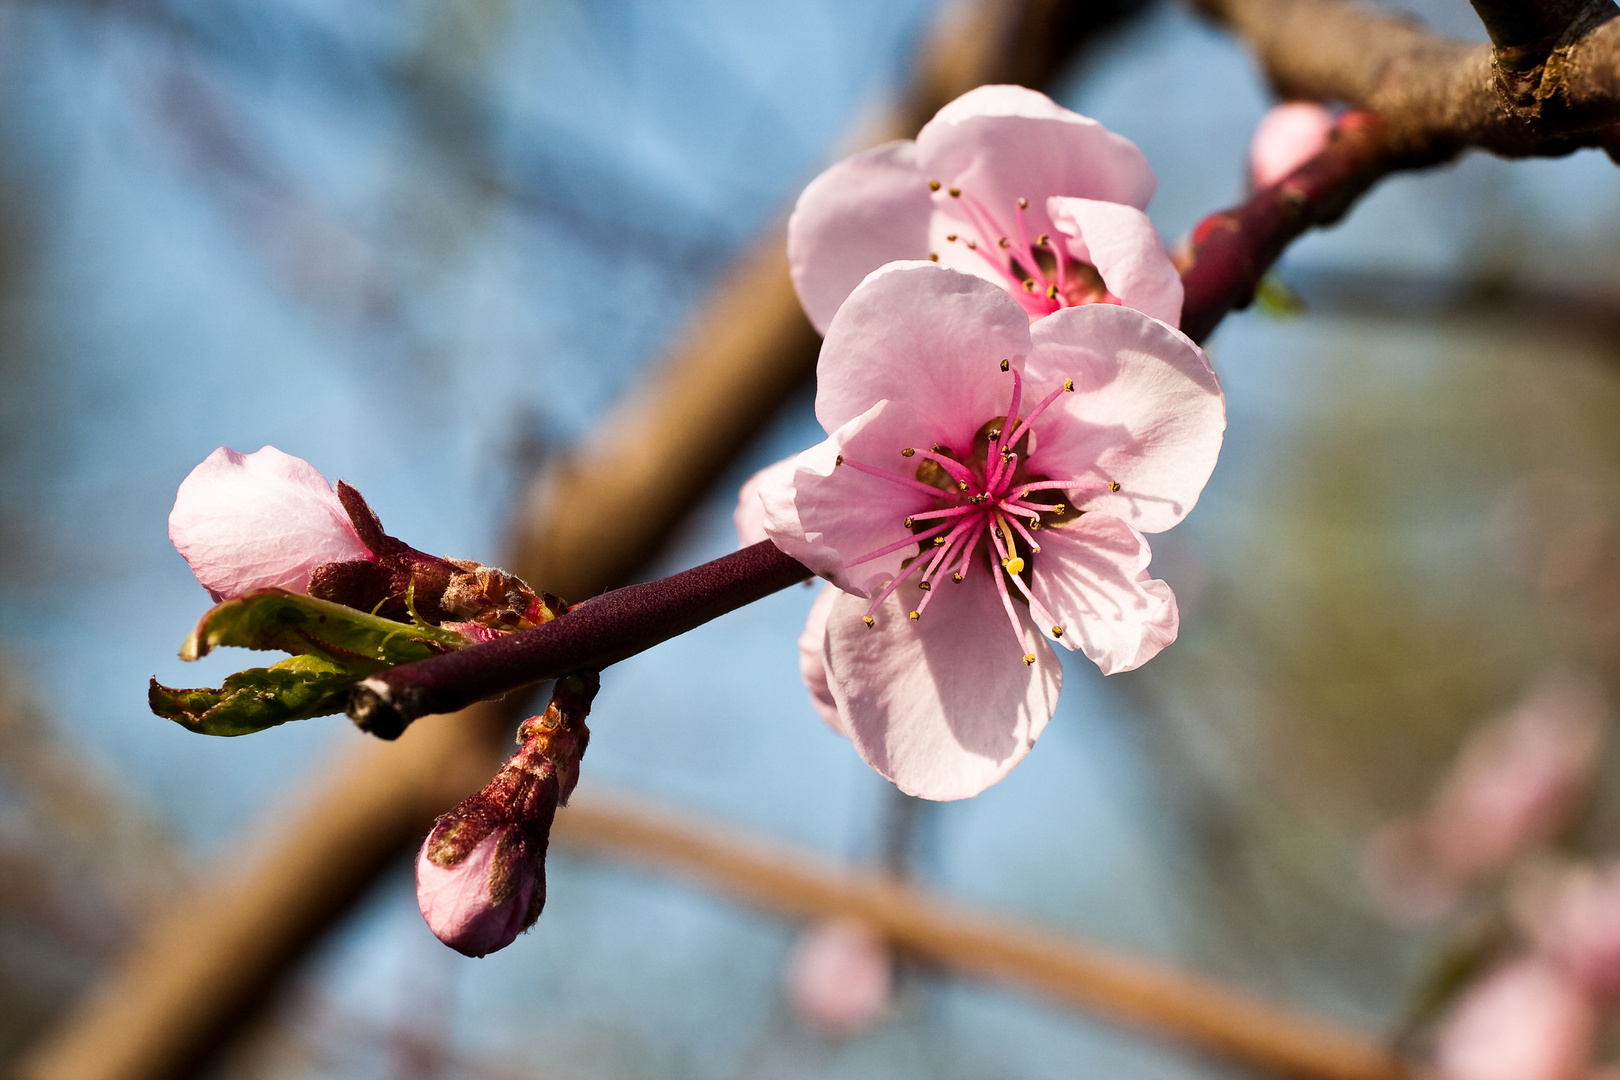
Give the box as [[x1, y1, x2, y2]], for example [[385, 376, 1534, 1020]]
[[742, 261, 1223, 799], [1434, 957, 1595, 1080], [1367, 675, 1607, 922], [169, 445, 373, 600], [786, 918, 892, 1037], [789, 85, 1181, 332], [1248, 102, 1335, 189], [415, 826, 540, 958]]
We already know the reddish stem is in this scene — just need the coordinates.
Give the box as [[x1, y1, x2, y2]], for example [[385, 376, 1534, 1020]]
[[348, 541, 811, 738]]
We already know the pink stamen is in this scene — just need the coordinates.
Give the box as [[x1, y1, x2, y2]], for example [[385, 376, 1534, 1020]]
[[1014, 478, 1114, 496], [1010, 199, 1048, 293], [1004, 556, 1060, 631], [842, 458, 958, 500], [1001, 511, 1042, 553], [912, 448, 976, 487], [950, 520, 986, 582], [986, 541, 1030, 655], [907, 504, 978, 523], [1003, 384, 1068, 451], [847, 520, 955, 568]]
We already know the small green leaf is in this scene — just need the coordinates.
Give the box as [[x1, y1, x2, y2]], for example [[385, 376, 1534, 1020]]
[[1255, 272, 1306, 318], [149, 654, 359, 736], [180, 588, 467, 670]]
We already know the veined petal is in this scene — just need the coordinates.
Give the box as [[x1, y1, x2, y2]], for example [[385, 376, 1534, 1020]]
[[1023, 304, 1224, 533], [788, 141, 934, 335], [798, 586, 846, 736], [776, 398, 942, 597], [816, 262, 1031, 438], [169, 445, 373, 600], [917, 85, 1156, 245], [1029, 515, 1177, 675], [824, 587, 1061, 801], [1048, 196, 1183, 327]]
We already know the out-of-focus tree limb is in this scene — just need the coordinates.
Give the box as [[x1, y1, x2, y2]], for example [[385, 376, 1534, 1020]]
[[1190, 0, 1620, 159], [553, 792, 1434, 1080]]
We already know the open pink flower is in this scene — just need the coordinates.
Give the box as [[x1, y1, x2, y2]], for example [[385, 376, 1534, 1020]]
[[788, 85, 1181, 332], [1248, 102, 1334, 189], [742, 261, 1223, 799], [169, 445, 373, 600]]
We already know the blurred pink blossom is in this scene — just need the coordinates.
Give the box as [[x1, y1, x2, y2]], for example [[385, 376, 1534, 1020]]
[[786, 918, 892, 1037], [789, 85, 1181, 330], [169, 445, 373, 601], [1519, 863, 1620, 999], [739, 261, 1222, 799], [1247, 102, 1334, 189], [1434, 957, 1595, 1080], [1366, 674, 1608, 922]]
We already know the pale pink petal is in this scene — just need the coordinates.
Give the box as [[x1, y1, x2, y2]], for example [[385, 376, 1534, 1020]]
[[770, 399, 941, 597], [1434, 958, 1595, 1080], [415, 830, 537, 958], [916, 85, 1155, 246], [786, 918, 891, 1037], [1047, 196, 1183, 327], [1249, 102, 1335, 189], [788, 141, 934, 335], [1522, 863, 1620, 998], [1022, 304, 1224, 534], [798, 586, 846, 735], [735, 456, 799, 548], [1028, 515, 1177, 674], [169, 445, 373, 599], [815, 262, 1031, 438], [823, 587, 1061, 801]]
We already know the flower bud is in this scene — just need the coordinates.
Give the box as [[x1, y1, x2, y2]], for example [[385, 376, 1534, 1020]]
[[169, 446, 373, 600], [1248, 102, 1334, 189], [785, 918, 892, 1037], [416, 673, 596, 956]]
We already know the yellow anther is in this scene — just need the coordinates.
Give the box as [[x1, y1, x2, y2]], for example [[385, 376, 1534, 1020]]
[[1053, 504, 1066, 515], [1023, 280, 1036, 292], [998, 237, 1010, 248], [901, 447, 916, 457], [995, 527, 1005, 539], [945, 233, 957, 242], [988, 428, 1001, 439], [965, 239, 977, 250], [909, 610, 920, 620], [933, 535, 947, 546], [958, 481, 968, 490], [999, 359, 1010, 372], [904, 516, 914, 527], [931, 444, 943, 452], [1022, 653, 1037, 666], [1036, 233, 1049, 247], [863, 615, 875, 627], [918, 581, 931, 591], [1006, 556, 1025, 575], [948, 187, 961, 197], [1017, 197, 1029, 209], [952, 572, 963, 582], [835, 454, 844, 466], [1051, 626, 1064, 638], [929, 253, 939, 262], [1000, 557, 1009, 567], [1029, 519, 1041, 530], [1109, 480, 1121, 492], [1063, 378, 1074, 392], [1046, 285, 1058, 300], [929, 179, 941, 191]]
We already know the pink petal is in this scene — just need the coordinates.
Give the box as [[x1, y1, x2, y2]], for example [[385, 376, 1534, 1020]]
[[1434, 958, 1595, 1080], [916, 85, 1156, 246], [823, 587, 1061, 801], [169, 445, 373, 599], [1249, 102, 1335, 189], [798, 586, 846, 735], [415, 830, 537, 958], [734, 456, 798, 548], [769, 399, 942, 597], [1047, 196, 1183, 327], [786, 918, 891, 1037], [788, 141, 934, 335], [815, 262, 1032, 438], [1029, 515, 1178, 675], [1022, 304, 1225, 534]]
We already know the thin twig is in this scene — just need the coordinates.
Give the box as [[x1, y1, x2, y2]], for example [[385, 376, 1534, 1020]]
[[553, 792, 1434, 1080]]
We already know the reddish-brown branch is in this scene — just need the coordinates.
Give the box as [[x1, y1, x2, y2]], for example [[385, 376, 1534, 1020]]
[[348, 541, 811, 738]]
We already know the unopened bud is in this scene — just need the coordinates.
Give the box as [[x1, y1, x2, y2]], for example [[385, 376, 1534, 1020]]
[[416, 672, 597, 956]]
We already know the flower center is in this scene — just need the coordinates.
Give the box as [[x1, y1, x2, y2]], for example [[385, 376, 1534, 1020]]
[[838, 366, 1119, 665], [928, 181, 1114, 320]]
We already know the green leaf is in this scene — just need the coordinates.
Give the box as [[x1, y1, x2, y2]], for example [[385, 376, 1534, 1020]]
[[179, 587, 467, 671], [1255, 271, 1306, 318], [149, 654, 360, 736]]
